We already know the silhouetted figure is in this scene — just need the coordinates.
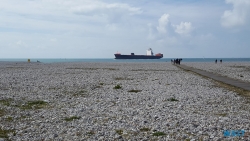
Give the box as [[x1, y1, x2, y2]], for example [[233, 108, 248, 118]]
[[215, 59, 217, 64], [220, 59, 222, 63], [175, 58, 181, 65], [173, 58, 182, 65]]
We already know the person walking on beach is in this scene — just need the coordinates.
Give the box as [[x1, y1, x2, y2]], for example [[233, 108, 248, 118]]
[[215, 59, 217, 64], [220, 59, 222, 63]]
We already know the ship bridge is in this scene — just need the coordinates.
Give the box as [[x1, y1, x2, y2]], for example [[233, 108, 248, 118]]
[[146, 48, 153, 56]]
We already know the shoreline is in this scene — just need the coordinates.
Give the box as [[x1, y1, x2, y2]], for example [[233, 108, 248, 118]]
[[1, 58, 250, 64]]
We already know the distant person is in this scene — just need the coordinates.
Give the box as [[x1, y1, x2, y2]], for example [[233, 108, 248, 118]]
[[215, 59, 217, 64], [220, 59, 222, 63], [176, 58, 180, 65]]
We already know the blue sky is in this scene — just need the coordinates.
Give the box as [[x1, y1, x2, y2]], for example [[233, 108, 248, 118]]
[[0, 0, 249, 58]]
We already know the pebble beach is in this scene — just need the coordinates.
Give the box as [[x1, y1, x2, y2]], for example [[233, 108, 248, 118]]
[[0, 62, 250, 140]]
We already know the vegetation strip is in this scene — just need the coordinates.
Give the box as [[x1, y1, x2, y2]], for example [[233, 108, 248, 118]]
[[64, 116, 81, 121]]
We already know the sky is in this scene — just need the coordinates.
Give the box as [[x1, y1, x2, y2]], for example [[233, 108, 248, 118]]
[[0, 0, 250, 58]]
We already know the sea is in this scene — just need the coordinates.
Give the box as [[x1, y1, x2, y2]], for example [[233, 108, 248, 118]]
[[0, 58, 250, 63]]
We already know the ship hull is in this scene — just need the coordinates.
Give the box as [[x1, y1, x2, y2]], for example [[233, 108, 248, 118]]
[[114, 54, 163, 59]]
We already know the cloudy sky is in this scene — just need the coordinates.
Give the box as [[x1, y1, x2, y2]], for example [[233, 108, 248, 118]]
[[1, 0, 250, 58]]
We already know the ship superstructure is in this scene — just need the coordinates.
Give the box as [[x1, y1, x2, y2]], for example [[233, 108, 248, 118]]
[[146, 48, 154, 56]]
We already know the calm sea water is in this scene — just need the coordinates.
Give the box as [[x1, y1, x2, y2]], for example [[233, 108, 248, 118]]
[[0, 58, 250, 63]]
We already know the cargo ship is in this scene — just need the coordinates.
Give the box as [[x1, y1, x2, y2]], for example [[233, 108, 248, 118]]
[[114, 48, 163, 59]]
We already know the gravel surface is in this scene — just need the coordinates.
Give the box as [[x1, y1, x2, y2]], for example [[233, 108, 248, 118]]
[[0, 62, 250, 140]]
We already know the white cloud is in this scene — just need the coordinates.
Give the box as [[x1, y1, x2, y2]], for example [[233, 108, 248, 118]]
[[221, 0, 250, 27], [173, 22, 193, 35], [157, 14, 170, 33], [71, 1, 142, 17], [0, 0, 142, 25], [153, 14, 193, 38]]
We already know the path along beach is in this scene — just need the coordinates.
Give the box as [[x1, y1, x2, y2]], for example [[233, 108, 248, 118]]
[[0, 62, 250, 140]]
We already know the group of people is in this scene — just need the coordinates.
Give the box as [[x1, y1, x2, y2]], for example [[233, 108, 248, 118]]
[[215, 59, 222, 64], [171, 58, 182, 65]]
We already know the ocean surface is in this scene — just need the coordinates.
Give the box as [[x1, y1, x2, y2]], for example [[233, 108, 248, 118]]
[[0, 58, 250, 63]]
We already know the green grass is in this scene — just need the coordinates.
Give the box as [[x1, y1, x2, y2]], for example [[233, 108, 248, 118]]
[[87, 131, 95, 135], [131, 69, 166, 71], [113, 84, 122, 89], [103, 68, 117, 70], [64, 116, 81, 121], [229, 66, 247, 69], [0, 98, 13, 106], [6, 67, 25, 69], [140, 127, 150, 132], [73, 90, 88, 96], [152, 131, 166, 136], [116, 129, 123, 135], [0, 109, 5, 117], [1, 99, 49, 110], [215, 113, 227, 117], [167, 98, 179, 102], [0, 128, 15, 139], [20, 116, 27, 119], [114, 77, 133, 80], [128, 90, 142, 93], [6, 116, 13, 121], [48, 87, 60, 90], [21, 100, 48, 110], [92, 85, 101, 89], [66, 68, 98, 70]]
